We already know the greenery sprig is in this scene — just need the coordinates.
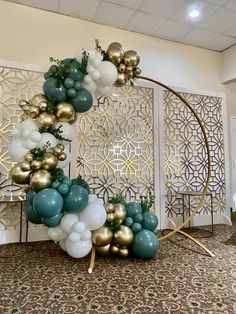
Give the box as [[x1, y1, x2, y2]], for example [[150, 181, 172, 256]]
[[51, 168, 64, 182], [30, 142, 51, 161], [48, 57, 76, 83], [39, 125, 71, 142], [109, 192, 126, 205], [72, 175, 90, 194], [95, 39, 108, 60], [140, 192, 155, 212], [105, 219, 121, 231], [80, 50, 89, 74], [45, 97, 57, 114]]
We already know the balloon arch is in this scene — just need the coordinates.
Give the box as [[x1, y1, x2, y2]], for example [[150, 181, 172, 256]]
[[9, 40, 212, 273]]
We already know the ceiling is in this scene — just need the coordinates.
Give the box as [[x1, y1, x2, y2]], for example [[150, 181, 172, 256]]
[[4, 0, 236, 52]]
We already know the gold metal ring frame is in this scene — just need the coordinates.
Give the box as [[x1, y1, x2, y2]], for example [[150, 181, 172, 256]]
[[88, 76, 214, 273]]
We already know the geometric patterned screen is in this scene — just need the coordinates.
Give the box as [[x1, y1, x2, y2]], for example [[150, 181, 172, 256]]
[[163, 90, 225, 217], [74, 85, 155, 203]]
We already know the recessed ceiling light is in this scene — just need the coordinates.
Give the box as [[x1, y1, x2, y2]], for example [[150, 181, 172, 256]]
[[189, 9, 200, 18]]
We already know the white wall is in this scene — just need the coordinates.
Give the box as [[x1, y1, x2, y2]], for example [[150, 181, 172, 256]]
[[222, 45, 236, 83], [0, 0, 236, 207]]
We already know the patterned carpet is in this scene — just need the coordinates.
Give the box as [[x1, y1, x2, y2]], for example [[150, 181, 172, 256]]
[[0, 222, 236, 314]]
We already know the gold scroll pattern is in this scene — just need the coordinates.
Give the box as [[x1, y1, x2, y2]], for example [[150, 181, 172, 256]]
[[163, 90, 225, 216]]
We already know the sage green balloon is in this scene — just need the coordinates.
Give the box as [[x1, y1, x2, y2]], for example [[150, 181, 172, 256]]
[[70, 88, 93, 113], [63, 185, 88, 213], [142, 212, 158, 231], [42, 212, 64, 227], [26, 203, 42, 224], [132, 229, 159, 259], [126, 202, 142, 217]]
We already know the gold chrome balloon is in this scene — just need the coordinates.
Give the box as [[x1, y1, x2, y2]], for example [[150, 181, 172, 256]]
[[118, 63, 126, 73], [38, 101, 47, 111], [114, 225, 134, 247], [55, 102, 77, 125], [57, 143, 65, 150], [30, 169, 52, 190], [105, 203, 114, 213], [29, 106, 40, 118], [107, 43, 125, 65], [114, 73, 128, 87], [110, 244, 119, 254], [53, 147, 63, 156], [36, 112, 56, 128], [114, 204, 126, 224], [18, 99, 29, 108], [31, 160, 43, 171], [107, 212, 116, 222], [92, 226, 113, 247], [24, 153, 34, 162], [119, 247, 129, 257], [20, 161, 31, 171], [123, 50, 140, 67], [42, 153, 58, 170], [30, 94, 46, 107], [134, 66, 141, 76], [95, 244, 110, 256], [58, 152, 67, 161], [11, 164, 31, 185]]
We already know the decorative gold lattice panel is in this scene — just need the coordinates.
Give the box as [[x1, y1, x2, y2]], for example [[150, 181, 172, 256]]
[[74, 85, 155, 202], [163, 90, 225, 217], [0, 66, 44, 232]]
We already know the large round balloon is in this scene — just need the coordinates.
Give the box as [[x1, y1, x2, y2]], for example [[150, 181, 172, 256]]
[[25, 203, 42, 224], [70, 88, 93, 113], [132, 229, 159, 259], [142, 212, 158, 231], [63, 185, 89, 213], [126, 202, 142, 217], [43, 77, 66, 102], [33, 188, 63, 218], [65, 238, 92, 258], [42, 212, 64, 227], [78, 199, 106, 231], [48, 225, 67, 242]]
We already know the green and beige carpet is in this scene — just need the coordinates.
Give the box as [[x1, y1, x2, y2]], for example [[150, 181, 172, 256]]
[[0, 221, 236, 314]]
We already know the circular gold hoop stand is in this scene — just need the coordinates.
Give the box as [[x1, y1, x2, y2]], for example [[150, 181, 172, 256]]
[[88, 76, 214, 273]]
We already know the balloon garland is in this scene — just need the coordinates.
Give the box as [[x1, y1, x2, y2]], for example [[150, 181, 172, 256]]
[[9, 40, 160, 262]]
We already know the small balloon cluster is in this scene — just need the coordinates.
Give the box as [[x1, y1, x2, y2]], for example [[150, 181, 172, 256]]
[[92, 194, 159, 259], [25, 175, 107, 258], [105, 41, 141, 87]]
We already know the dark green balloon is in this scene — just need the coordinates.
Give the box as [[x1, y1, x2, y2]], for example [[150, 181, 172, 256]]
[[26, 203, 42, 224], [126, 202, 142, 217], [70, 88, 93, 113], [142, 212, 158, 231], [63, 185, 88, 213], [33, 188, 63, 218], [132, 222, 142, 233], [27, 189, 37, 205], [132, 229, 159, 259], [43, 77, 66, 102], [42, 212, 63, 227]]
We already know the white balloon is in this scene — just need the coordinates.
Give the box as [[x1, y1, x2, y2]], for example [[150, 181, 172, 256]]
[[96, 61, 118, 87], [82, 81, 97, 94], [60, 214, 78, 234], [55, 122, 74, 142], [73, 221, 86, 233], [12, 128, 21, 138], [24, 138, 37, 150], [36, 133, 58, 148], [48, 225, 67, 241], [22, 129, 32, 138], [59, 240, 66, 251], [87, 65, 95, 73], [84, 74, 92, 84], [88, 194, 97, 203], [30, 131, 42, 142], [79, 202, 107, 231], [65, 238, 92, 258], [21, 119, 38, 131], [80, 229, 91, 241], [97, 85, 112, 96], [8, 138, 28, 162], [68, 231, 81, 243], [90, 70, 100, 81], [90, 57, 102, 67]]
